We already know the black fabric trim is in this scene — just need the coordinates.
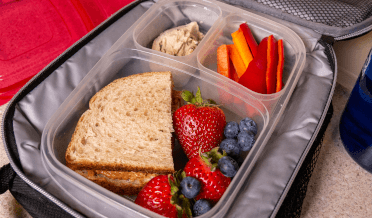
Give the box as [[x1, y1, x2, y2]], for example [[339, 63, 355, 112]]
[[321, 35, 335, 46], [10, 175, 78, 218], [319, 40, 336, 73], [3, 105, 21, 169], [0, 164, 16, 194]]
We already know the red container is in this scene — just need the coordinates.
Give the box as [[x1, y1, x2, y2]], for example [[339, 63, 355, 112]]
[[0, 0, 134, 105]]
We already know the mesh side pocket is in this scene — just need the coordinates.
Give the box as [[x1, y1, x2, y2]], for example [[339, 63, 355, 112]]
[[255, 0, 372, 28]]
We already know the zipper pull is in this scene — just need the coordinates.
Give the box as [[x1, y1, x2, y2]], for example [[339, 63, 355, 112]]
[[321, 35, 335, 46]]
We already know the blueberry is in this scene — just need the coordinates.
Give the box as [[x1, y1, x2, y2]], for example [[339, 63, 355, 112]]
[[219, 138, 240, 157], [237, 131, 255, 152], [224, 121, 239, 139], [218, 156, 239, 177], [239, 117, 257, 136], [193, 199, 212, 216], [180, 177, 201, 199]]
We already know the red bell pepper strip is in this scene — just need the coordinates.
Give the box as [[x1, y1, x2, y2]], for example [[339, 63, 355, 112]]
[[266, 35, 278, 94], [239, 23, 258, 58], [276, 39, 284, 92], [238, 37, 268, 94]]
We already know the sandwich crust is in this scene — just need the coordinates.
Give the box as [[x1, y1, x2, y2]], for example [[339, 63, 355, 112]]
[[75, 170, 159, 196]]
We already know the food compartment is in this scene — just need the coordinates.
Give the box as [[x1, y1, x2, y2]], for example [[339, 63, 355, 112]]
[[42, 48, 270, 218], [133, 0, 221, 57], [197, 14, 306, 113]]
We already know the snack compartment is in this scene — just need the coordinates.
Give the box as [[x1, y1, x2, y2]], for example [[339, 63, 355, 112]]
[[41, 48, 270, 218], [197, 13, 306, 113], [133, 0, 222, 58]]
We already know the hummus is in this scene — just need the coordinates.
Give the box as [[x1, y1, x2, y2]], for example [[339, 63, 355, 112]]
[[152, 21, 204, 56]]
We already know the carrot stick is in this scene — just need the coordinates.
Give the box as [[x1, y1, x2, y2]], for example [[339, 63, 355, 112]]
[[227, 44, 246, 78], [217, 45, 231, 78], [230, 61, 240, 82], [239, 23, 258, 58], [266, 35, 278, 94], [231, 29, 253, 68], [276, 39, 284, 92]]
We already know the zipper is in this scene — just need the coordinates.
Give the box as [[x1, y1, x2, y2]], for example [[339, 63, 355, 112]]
[[335, 24, 372, 41]]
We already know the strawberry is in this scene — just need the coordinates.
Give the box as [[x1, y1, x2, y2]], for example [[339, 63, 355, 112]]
[[183, 148, 231, 203], [173, 87, 226, 159], [135, 172, 192, 218]]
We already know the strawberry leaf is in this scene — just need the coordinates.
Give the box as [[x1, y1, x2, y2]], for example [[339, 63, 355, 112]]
[[195, 87, 203, 104], [169, 175, 179, 195], [180, 194, 192, 218], [207, 99, 217, 105], [211, 163, 218, 172], [201, 153, 212, 167], [181, 90, 194, 102], [171, 185, 179, 195], [209, 147, 225, 163], [181, 171, 186, 180], [175, 203, 183, 218], [190, 97, 197, 104], [171, 192, 179, 205]]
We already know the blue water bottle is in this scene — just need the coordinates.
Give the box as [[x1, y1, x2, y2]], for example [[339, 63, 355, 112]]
[[339, 47, 372, 173]]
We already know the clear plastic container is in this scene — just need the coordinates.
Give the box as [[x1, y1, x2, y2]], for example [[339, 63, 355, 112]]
[[41, 0, 306, 217]]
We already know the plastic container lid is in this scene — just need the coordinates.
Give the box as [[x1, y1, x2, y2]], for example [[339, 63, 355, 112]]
[[0, 0, 135, 105]]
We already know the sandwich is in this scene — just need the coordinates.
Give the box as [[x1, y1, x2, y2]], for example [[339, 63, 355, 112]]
[[65, 71, 180, 195]]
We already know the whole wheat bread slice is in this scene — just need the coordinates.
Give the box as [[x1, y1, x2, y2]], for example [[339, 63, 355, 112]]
[[71, 85, 181, 196], [66, 72, 176, 176]]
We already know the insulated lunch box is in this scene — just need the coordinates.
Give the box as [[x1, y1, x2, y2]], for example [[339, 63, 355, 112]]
[[2, 0, 372, 217]]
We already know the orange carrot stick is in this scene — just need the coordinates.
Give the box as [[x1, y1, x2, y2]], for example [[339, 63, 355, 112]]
[[227, 44, 246, 78], [276, 39, 284, 92], [217, 45, 231, 78], [240, 23, 258, 58], [230, 61, 240, 82], [231, 29, 253, 68]]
